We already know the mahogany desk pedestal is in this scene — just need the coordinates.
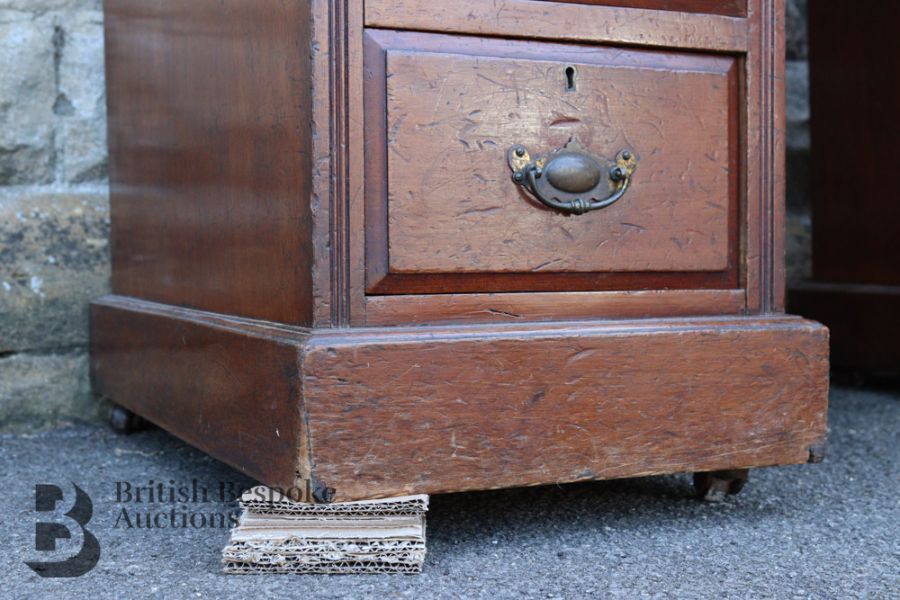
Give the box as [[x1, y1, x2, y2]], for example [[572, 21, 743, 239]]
[[91, 0, 829, 502]]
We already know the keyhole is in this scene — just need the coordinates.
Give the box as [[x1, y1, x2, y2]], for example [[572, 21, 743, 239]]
[[565, 66, 577, 92]]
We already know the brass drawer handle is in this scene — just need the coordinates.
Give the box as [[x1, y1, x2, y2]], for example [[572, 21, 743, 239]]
[[508, 139, 637, 215]]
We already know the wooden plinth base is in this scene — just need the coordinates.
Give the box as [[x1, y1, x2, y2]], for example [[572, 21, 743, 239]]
[[789, 282, 900, 375], [91, 295, 829, 502]]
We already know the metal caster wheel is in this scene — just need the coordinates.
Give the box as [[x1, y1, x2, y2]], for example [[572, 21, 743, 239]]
[[693, 469, 749, 502], [109, 404, 147, 434]]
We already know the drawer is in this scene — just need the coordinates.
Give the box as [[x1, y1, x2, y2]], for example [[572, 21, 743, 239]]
[[539, 0, 746, 17], [364, 30, 740, 295]]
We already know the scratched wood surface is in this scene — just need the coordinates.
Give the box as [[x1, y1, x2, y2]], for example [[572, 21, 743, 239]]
[[364, 0, 750, 53], [101, 0, 783, 326], [91, 296, 829, 501], [364, 289, 745, 326], [343, 0, 783, 324], [365, 30, 740, 294], [541, 0, 747, 17], [94, 0, 825, 503], [301, 316, 829, 500]]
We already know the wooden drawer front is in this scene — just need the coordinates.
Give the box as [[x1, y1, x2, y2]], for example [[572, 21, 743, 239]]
[[365, 31, 740, 295], [538, 0, 747, 18]]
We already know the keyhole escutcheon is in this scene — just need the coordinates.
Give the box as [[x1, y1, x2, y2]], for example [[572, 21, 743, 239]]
[[565, 65, 577, 92]]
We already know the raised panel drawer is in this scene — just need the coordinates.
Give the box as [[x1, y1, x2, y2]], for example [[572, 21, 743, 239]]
[[364, 30, 740, 295]]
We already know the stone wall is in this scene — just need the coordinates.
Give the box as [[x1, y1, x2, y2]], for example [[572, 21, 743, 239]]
[[0, 0, 109, 430], [0, 1, 812, 431]]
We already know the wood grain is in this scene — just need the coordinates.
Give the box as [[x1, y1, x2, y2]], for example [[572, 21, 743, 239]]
[[91, 297, 829, 501], [541, 0, 747, 18], [347, 0, 784, 325], [365, 0, 750, 53], [94, 1, 824, 503], [90, 296, 310, 491], [347, 0, 768, 325], [365, 290, 745, 326], [302, 315, 829, 500], [365, 30, 740, 295], [104, 0, 315, 325], [744, 0, 786, 313], [101, 0, 786, 326]]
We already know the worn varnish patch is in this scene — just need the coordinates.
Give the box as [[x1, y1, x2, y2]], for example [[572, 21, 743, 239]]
[[301, 317, 828, 501], [364, 31, 740, 295]]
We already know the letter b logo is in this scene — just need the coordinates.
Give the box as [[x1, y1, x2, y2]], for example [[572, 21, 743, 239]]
[[25, 484, 100, 578]]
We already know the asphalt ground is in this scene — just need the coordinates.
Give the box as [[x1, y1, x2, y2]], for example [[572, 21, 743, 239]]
[[1, 384, 897, 599]]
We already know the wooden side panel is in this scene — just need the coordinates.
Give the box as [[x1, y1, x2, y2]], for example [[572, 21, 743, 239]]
[[104, 0, 314, 324], [792, 2, 900, 374], [90, 297, 308, 490], [808, 2, 900, 286], [302, 317, 829, 500]]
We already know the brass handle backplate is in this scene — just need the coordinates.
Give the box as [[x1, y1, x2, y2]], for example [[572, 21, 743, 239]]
[[508, 139, 638, 215]]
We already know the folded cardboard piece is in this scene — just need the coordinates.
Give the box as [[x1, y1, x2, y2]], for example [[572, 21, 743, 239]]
[[223, 486, 429, 574]]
